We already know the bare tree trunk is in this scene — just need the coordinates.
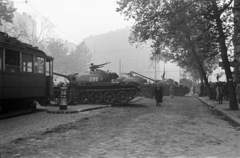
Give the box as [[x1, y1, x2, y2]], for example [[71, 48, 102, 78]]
[[214, 5, 239, 110]]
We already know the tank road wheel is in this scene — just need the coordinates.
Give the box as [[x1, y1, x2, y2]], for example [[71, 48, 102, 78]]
[[129, 89, 137, 98], [78, 92, 89, 104], [90, 92, 103, 104], [117, 91, 129, 104], [103, 91, 116, 104]]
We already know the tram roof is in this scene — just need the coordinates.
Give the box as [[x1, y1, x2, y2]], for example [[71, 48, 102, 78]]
[[0, 31, 48, 57]]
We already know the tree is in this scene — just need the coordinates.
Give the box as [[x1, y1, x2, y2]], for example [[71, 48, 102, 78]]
[[66, 42, 92, 73], [7, 16, 55, 50], [46, 38, 69, 73], [46, 39, 92, 75], [0, 1, 16, 26], [117, 0, 238, 110]]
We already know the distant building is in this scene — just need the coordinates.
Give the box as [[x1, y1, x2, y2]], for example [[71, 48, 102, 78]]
[[84, 27, 156, 78]]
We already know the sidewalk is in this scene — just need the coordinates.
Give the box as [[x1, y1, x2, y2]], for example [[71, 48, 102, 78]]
[[38, 96, 145, 114], [197, 96, 240, 127]]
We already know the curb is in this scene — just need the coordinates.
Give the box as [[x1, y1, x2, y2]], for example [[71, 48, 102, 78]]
[[47, 105, 111, 114], [47, 110, 78, 114], [77, 105, 111, 112], [196, 96, 240, 127]]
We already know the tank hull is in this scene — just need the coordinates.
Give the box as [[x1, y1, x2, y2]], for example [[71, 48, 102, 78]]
[[53, 84, 139, 105]]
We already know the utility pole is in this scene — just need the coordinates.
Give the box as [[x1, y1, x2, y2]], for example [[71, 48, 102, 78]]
[[94, 42, 96, 64], [119, 59, 121, 76]]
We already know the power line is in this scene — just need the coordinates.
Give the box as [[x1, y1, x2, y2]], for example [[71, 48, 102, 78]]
[[25, 1, 79, 43]]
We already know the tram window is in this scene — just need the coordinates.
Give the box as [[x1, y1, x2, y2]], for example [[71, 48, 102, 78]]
[[5, 49, 20, 72], [50, 60, 53, 76], [34, 56, 44, 74], [0, 49, 2, 70], [46, 61, 49, 76], [22, 53, 33, 72]]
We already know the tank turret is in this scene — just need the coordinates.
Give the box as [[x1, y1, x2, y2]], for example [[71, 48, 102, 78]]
[[52, 62, 140, 105]]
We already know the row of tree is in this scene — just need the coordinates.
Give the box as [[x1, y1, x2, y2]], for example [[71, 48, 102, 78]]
[[116, 0, 239, 110], [0, 1, 92, 74]]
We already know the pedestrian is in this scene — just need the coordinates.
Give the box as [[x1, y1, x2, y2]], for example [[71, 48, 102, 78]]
[[169, 83, 175, 99], [153, 82, 164, 106], [68, 76, 78, 105], [235, 81, 240, 104], [216, 82, 223, 104]]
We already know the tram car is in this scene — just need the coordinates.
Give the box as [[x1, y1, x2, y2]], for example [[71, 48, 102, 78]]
[[0, 32, 54, 114]]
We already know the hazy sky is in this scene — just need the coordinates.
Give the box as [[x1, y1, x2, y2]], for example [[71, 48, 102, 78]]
[[12, 0, 225, 82], [13, 0, 133, 43]]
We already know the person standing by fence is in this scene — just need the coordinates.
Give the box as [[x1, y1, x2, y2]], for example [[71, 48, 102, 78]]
[[235, 81, 240, 104], [216, 82, 223, 104]]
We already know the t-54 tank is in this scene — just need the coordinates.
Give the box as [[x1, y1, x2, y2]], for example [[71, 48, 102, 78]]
[[118, 72, 151, 97], [53, 62, 140, 105], [129, 71, 190, 97]]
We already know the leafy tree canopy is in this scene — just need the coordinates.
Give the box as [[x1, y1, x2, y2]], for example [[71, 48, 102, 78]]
[[0, 1, 16, 25], [45, 38, 69, 73], [66, 42, 92, 73]]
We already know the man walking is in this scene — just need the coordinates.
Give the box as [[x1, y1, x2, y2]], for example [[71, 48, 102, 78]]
[[68, 76, 78, 105], [154, 82, 164, 106], [169, 83, 175, 99]]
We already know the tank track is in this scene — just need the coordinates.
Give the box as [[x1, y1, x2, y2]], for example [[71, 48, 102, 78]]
[[53, 87, 139, 105]]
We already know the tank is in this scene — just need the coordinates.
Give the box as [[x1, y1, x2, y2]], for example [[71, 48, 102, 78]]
[[129, 71, 190, 97], [118, 72, 152, 97], [53, 62, 140, 105]]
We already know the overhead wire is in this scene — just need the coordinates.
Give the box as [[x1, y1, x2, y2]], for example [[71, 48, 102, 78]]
[[24, 0, 79, 43]]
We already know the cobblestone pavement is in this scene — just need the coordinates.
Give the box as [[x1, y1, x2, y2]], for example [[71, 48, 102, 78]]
[[0, 106, 105, 145], [1, 96, 240, 158]]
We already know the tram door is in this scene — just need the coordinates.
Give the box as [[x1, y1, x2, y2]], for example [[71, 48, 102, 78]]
[[45, 56, 54, 97]]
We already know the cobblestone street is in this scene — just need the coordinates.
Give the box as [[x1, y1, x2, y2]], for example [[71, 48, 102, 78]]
[[0, 96, 240, 158]]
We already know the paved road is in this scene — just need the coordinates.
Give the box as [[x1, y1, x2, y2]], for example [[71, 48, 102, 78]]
[[1, 96, 240, 158], [0, 105, 106, 145]]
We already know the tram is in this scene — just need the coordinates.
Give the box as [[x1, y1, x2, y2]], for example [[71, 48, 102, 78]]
[[0, 31, 54, 114]]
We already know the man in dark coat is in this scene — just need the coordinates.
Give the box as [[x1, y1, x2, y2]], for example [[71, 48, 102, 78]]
[[154, 82, 164, 106], [68, 76, 78, 105]]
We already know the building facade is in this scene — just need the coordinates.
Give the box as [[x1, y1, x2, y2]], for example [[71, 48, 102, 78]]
[[84, 27, 181, 81], [84, 27, 158, 78]]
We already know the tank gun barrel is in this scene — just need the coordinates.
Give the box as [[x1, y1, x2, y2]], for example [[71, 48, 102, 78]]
[[90, 62, 111, 70], [53, 72, 69, 79], [53, 72, 78, 81], [97, 62, 110, 67], [130, 71, 158, 83]]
